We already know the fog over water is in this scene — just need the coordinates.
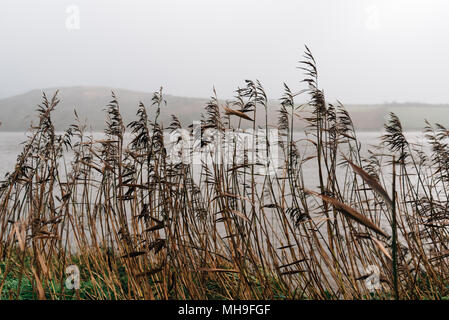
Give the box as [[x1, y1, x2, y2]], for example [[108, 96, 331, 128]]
[[1, 0, 449, 104]]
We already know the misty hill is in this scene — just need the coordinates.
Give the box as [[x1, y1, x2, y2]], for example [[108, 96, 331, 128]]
[[0, 87, 210, 132], [0, 86, 447, 132]]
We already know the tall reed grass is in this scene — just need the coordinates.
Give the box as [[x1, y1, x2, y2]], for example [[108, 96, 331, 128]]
[[0, 47, 448, 300]]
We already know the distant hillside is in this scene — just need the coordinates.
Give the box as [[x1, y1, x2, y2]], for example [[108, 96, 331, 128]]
[[345, 103, 449, 132], [0, 86, 447, 132], [0, 87, 210, 132]]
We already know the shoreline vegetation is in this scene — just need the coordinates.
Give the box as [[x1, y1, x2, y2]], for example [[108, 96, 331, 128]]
[[0, 47, 448, 300]]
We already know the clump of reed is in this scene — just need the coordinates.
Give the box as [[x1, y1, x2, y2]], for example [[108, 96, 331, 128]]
[[0, 47, 448, 300]]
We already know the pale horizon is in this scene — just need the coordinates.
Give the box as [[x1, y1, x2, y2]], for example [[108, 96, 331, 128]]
[[2, 0, 449, 104]]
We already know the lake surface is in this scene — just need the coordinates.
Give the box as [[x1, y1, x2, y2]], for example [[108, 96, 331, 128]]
[[0, 131, 427, 183]]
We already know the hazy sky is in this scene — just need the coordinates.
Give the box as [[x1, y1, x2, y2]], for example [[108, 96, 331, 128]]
[[1, 0, 449, 103]]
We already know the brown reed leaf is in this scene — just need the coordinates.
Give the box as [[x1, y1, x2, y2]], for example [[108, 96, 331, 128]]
[[371, 237, 392, 260], [229, 209, 250, 222], [33, 231, 59, 240], [121, 251, 146, 258], [429, 250, 449, 262], [280, 270, 307, 276], [198, 268, 239, 273], [148, 239, 166, 254], [31, 267, 46, 300], [343, 155, 393, 208], [277, 244, 296, 250], [135, 267, 163, 277], [305, 189, 389, 238], [263, 203, 282, 209], [145, 223, 165, 232], [223, 106, 253, 121], [36, 250, 49, 275], [277, 258, 308, 269], [13, 221, 26, 251]]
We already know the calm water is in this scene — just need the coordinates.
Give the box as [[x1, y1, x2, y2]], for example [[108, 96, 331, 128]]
[[0, 131, 427, 182]]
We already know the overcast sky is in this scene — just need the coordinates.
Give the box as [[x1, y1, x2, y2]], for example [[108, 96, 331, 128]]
[[1, 0, 449, 103]]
